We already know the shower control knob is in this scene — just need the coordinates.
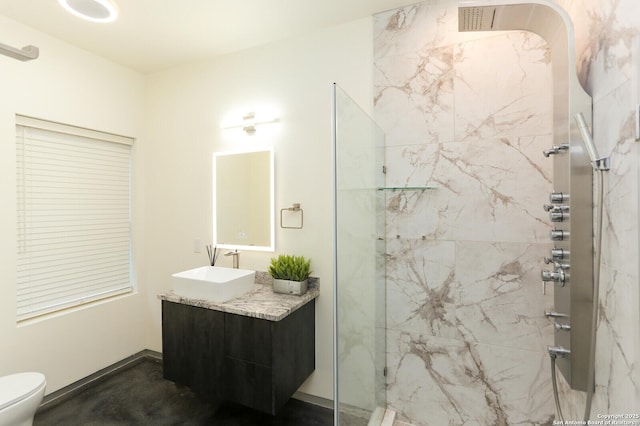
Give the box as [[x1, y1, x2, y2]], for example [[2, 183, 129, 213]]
[[541, 268, 565, 283], [541, 268, 566, 294], [550, 248, 569, 260], [549, 192, 569, 203], [549, 210, 569, 222], [544, 204, 569, 213], [550, 229, 569, 241]]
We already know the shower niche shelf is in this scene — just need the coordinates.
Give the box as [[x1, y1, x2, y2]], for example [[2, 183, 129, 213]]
[[377, 186, 437, 191]]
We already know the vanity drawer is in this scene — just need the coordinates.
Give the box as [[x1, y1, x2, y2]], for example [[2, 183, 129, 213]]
[[162, 301, 225, 398], [224, 357, 273, 414], [224, 314, 272, 365]]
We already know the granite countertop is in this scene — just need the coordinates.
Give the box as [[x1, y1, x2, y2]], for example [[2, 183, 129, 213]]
[[158, 272, 319, 322]]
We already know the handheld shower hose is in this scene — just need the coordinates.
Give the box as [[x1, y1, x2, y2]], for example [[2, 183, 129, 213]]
[[584, 167, 605, 420], [551, 113, 609, 425]]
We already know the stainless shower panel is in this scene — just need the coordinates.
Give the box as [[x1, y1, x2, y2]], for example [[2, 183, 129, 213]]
[[551, 120, 594, 392], [459, 0, 594, 391]]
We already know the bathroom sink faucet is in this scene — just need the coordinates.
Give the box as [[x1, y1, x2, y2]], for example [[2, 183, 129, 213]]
[[224, 250, 240, 269]]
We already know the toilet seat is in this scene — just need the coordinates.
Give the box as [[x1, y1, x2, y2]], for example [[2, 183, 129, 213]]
[[0, 373, 46, 411]]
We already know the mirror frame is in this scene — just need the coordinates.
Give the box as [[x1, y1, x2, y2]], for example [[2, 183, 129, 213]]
[[212, 147, 275, 252]]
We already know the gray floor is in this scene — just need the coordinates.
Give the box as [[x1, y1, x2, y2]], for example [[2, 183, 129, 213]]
[[34, 357, 334, 425]]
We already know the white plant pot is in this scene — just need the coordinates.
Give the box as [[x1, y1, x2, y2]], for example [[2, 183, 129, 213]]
[[273, 278, 308, 295]]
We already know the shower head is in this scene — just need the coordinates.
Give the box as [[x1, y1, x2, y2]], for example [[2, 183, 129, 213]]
[[458, 6, 497, 31], [458, 1, 569, 41], [458, 2, 541, 33], [574, 113, 610, 171]]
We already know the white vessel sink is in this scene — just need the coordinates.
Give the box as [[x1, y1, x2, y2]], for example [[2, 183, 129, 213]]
[[172, 266, 255, 302]]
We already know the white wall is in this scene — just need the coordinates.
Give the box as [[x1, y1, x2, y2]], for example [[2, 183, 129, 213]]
[[0, 10, 373, 402], [141, 18, 375, 399], [0, 15, 148, 393]]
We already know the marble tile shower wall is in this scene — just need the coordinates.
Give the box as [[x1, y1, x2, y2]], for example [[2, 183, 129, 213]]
[[374, 0, 640, 424], [374, 2, 556, 424], [557, 0, 640, 418]]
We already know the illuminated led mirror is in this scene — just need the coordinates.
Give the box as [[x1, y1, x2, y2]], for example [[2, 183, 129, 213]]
[[213, 149, 274, 251]]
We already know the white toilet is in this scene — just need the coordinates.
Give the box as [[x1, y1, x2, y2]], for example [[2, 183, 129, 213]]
[[0, 372, 46, 426]]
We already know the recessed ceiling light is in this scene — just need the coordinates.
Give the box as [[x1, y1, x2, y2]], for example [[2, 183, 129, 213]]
[[58, 0, 119, 23]]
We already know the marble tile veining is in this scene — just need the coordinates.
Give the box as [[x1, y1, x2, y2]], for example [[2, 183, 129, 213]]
[[374, 1, 557, 424], [158, 277, 319, 322], [386, 331, 554, 426], [384, 136, 553, 244], [372, 0, 640, 423], [453, 32, 552, 141]]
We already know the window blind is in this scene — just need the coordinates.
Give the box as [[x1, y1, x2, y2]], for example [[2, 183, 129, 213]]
[[16, 116, 134, 321]]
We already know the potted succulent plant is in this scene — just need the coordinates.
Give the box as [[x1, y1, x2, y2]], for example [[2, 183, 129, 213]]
[[268, 254, 311, 295]]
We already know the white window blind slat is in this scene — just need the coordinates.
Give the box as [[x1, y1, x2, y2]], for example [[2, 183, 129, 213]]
[[18, 283, 132, 308], [17, 266, 131, 293], [16, 118, 134, 321], [17, 268, 131, 294], [17, 242, 130, 264], [17, 288, 132, 320]]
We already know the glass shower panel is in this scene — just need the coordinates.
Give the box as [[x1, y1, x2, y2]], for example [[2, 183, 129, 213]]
[[333, 83, 386, 425]]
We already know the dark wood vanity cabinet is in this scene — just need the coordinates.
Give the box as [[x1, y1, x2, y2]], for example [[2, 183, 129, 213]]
[[162, 300, 315, 415]]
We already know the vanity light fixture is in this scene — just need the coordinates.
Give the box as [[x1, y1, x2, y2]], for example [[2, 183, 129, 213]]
[[58, 0, 119, 23], [222, 111, 279, 134]]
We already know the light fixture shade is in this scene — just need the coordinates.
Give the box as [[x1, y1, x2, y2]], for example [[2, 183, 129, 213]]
[[58, 0, 119, 23], [221, 110, 279, 134]]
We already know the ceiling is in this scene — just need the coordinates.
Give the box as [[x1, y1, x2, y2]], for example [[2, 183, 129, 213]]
[[0, 0, 418, 74]]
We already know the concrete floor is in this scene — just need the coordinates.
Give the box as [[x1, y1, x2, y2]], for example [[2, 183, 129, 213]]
[[34, 357, 334, 425]]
